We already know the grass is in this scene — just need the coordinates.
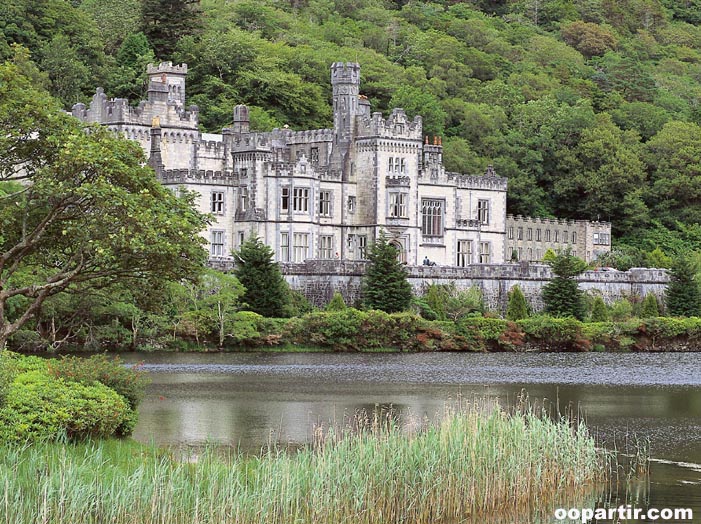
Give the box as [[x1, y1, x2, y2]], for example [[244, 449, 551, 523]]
[[0, 402, 605, 524]]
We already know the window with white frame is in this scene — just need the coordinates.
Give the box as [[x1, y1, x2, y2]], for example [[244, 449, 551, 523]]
[[319, 235, 333, 259], [319, 191, 332, 217], [357, 235, 367, 259], [281, 187, 289, 211], [421, 199, 444, 236], [292, 233, 309, 262], [479, 242, 490, 264], [211, 191, 224, 214], [389, 192, 408, 218], [293, 188, 309, 212], [457, 240, 472, 267], [239, 187, 248, 212], [517, 227, 523, 240], [400, 158, 406, 173], [508, 227, 514, 240], [477, 199, 490, 225], [210, 230, 225, 257], [280, 232, 289, 262]]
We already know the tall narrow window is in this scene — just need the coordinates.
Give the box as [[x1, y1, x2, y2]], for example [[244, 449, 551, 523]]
[[293, 188, 309, 212], [545, 230, 551, 242], [527, 228, 532, 241], [389, 192, 407, 218], [388, 157, 394, 173], [421, 199, 444, 236], [554, 230, 559, 243], [280, 232, 289, 262], [517, 227, 523, 240], [210, 231, 224, 257], [536, 228, 541, 241], [572, 232, 577, 244], [400, 158, 406, 173], [348, 196, 356, 213], [310, 147, 319, 164], [563, 230, 568, 243], [239, 187, 248, 212], [281, 187, 289, 211], [293, 233, 309, 262], [211, 191, 224, 214], [508, 227, 514, 240], [357, 235, 367, 259], [479, 242, 490, 264], [477, 200, 490, 225], [457, 240, 472, 267], [319, 235, 333, 259], [319, 191, 332, 217]]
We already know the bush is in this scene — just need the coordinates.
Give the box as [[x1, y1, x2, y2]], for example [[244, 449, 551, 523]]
[[518, 316, 590, 351], [0, 371, 133, 442], [610, 298, 634, 322], [506, 285, 529, 321], [589, 296, 610, 322], [48, 354, 147, 410], [325, 291, 347, 312]]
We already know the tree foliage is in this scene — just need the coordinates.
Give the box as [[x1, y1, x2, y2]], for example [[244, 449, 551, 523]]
[[506, 285, 529, 321], [542, 250, 587, 319], [363, 232, 413, 313], [234, 236, 289, 318], [665, 256, 701, 317], [0, 62, 208, 348]]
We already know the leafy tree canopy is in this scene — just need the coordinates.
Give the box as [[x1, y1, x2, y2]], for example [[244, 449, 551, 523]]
[[0, 61, 208, 347]]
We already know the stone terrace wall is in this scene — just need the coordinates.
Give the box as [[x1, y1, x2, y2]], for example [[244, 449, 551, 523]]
[[280, 261, 669, 312]]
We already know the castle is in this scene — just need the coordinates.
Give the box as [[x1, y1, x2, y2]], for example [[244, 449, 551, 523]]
[[71, 61, 611, 266]]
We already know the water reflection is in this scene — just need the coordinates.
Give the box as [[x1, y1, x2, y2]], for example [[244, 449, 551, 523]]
[[121, 351, 701, 522]]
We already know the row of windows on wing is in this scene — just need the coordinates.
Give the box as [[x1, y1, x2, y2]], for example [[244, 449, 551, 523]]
[[210, 230, 493, 265], [211, 190, 490, 236], [508, 226, 577, 244], [508, 246, 578, 262]]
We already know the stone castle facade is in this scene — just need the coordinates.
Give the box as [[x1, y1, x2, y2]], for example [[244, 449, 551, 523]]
[[72, 61, 610, 266]]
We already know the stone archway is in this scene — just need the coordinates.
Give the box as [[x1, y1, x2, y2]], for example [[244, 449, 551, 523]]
[[390, 239, 406, 263]]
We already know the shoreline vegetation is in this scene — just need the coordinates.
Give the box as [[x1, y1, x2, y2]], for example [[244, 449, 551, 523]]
[[18, 311, 701, 354], [0, 401, 605, 524]]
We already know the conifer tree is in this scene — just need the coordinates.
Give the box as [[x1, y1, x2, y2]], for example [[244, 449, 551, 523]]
[[641, 293, 660, 318], [141, 0, 203, 59], [234, 236, 289, 318], [665, 256, 701, 317], [362, 232, 413, 313], [506, 285, 529, 320], [589, 296, 610, 322], [542, 250, 587, 319], [326, 291, 347, 311]]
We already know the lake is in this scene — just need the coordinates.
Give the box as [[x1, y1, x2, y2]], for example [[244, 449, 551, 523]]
[[120, 351, 701, 523]]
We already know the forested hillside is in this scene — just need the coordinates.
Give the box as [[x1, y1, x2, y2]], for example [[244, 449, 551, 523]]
[[3, 0, 701, 261]]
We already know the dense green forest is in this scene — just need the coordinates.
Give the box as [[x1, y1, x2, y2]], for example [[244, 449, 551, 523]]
[[3, 0, 701, 259]]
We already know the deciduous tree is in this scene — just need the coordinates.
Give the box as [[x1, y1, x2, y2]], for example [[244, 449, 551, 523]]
[[0, 62, 208, 348]]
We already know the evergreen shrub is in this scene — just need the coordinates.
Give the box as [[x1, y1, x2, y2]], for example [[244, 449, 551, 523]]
[[0, 371, 133, 442]]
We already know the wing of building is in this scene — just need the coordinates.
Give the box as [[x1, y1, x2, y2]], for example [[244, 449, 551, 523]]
[[71, 61, 610, 266]]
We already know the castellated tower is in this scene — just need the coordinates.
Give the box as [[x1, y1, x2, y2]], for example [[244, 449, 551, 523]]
[[331, 62, 360, 143], [147, 62, 188, 108]]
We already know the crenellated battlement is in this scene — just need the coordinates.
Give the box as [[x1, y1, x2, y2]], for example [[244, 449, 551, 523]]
[[507, 214, 611, 228], [284, 128, 334, 144], [147, 62, 188, 76], [356, 109, 423, 140]]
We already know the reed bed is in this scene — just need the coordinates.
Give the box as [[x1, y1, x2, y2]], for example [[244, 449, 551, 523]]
[[1, 403, 604, 524]]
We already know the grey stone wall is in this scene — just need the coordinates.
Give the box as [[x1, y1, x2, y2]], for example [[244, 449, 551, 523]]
[[277, 261, 669, 312]]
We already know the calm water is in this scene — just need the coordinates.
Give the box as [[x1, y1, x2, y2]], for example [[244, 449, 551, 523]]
[[120, 351, 701, 523]]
